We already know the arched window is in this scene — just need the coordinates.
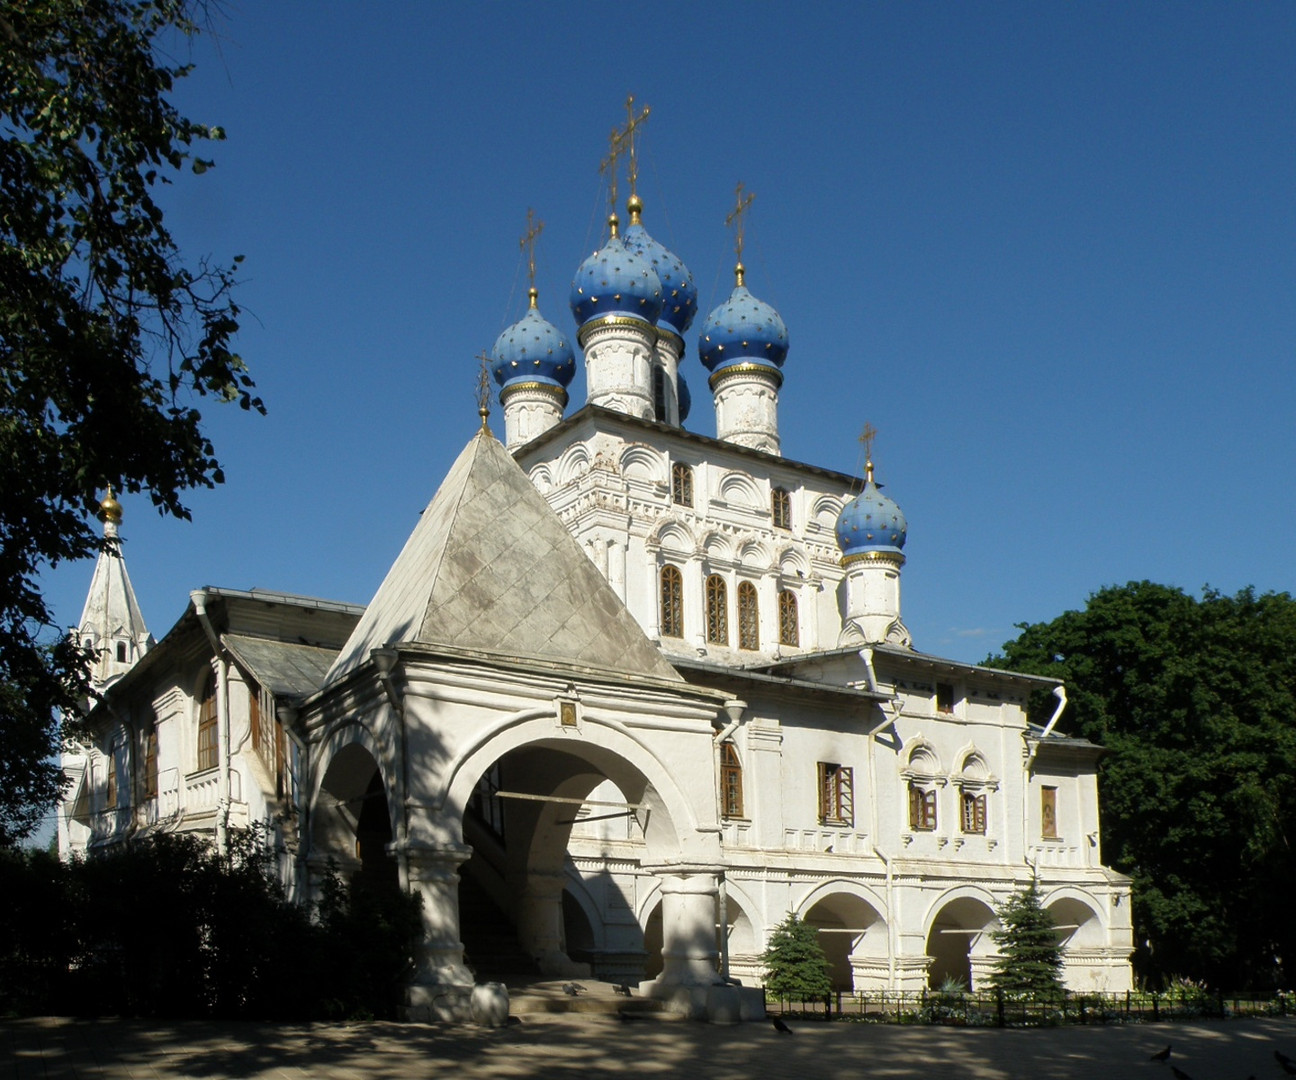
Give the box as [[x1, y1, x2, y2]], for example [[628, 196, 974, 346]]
[[671, 462, 693, 507], [660, 565, 684, 639], [771, 487, 792, 530], [705, 575, 728, 645], [720, 742, 744, 818], [777, 589, 799, 647], [115, 640, 127, 663], [197, 670, 218, 772], [737, 581, 759, 650]]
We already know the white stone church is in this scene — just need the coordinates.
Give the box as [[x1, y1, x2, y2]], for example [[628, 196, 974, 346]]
[[60, 128, 1134, 1020]]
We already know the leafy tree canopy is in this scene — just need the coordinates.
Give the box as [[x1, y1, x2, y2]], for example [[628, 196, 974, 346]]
[[0, 0, 261, 843], [761, 912, 833, 1000], [989, 876, 1065, 998], [990, 582, 1296, 989]]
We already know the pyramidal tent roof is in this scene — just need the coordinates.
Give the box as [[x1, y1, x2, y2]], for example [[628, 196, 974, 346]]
[[326, 428, 681, 685]]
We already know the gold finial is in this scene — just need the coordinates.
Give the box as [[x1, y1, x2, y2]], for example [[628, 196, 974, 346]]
[[627, 192, 643, 226], [607, 211, 620, 240], [725, 181, 755, 284], [599, 95, 650, 225], [527, 285, 538, 310], [519, 208, 544, 293], [859, 423, 878, 483], [476, 352, 492, 431], [98, 486, 122, 525]]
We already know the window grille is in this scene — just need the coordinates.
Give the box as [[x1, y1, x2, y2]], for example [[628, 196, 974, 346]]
[[961, 791, 986, 834], [660, 565, 684, 638], [778, 589, 799, 647], [771, 487, 792, 530], [197, 672, 218, 772], [737, 581, 759, 650], [671, 462, 693, 507], [909, 783, 937, 831], [705, 575, 728, 645], [720, 742, 744, 818], [818, 762, 854, 826]]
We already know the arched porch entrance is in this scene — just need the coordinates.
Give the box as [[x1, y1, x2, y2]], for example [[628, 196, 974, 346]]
[[802, 885, 889, 991], [925, 894, 998, 990]]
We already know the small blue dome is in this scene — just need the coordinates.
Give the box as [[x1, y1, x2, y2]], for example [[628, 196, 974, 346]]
[[623, 214, 697, 339], [836, 481, 907, 559], [698, 278, 788, 374], [677, 371, 692, 422], [491, 294, 576, 390], [570, 227, 663, 331]]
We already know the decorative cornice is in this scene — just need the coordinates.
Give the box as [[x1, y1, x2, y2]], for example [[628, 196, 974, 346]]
[[499, 381, 569, 407], [707, 362, 784, 392], [577, 313, 658, 349], [841, 549, 906, 570]]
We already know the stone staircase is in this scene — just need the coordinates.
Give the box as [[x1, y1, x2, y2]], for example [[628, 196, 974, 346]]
[[505, 978, 673, 1019]]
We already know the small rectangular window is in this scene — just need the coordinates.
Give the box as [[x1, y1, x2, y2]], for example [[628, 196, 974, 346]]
[[1041, 786, 1058, 839], [104, 747, 117, 808], [771, 487, 792, 530], [671, 462, 693, 507], [909, 783, 937, 831], [936, 683, 955, 714], [961, 791, 986, 834], [720, 743, 744, 819], [142, 727, 158, 800], [818, 762, 854, 826]]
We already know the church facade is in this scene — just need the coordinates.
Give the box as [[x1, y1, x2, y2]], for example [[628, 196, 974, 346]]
[[62, 139, 1134, 1020]]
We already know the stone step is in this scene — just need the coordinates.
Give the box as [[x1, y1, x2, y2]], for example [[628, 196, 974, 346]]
[[503, 980, 675, 1019]]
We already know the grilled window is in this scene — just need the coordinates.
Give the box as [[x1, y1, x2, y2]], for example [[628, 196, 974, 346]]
[[778, 589, 799, 647], [737, 581, 759, 651], [772, 487, 792, 530], [818, 762, 854, 826], [197, 672, 218, 772], [142, 726, 158, 800], [705, 575, 728, 645], [909, 783, 937, 831], [671, 462, 693, 507], [961, 791, 986, 834], [660, 565, 684, 638], [720, 742, 744, 819], [652, 366, 667, 422]]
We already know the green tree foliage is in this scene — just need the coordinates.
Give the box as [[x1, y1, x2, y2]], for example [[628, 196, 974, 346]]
[[988, 877, 1065, 997], [0, 0, 262, 844], [0, 830, 423, 1019], [991, 582, 1296, 989], [761, 912, 833, 1000]]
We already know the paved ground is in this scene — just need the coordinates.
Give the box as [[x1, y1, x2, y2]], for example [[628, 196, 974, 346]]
[[4, 1014, 1294, 1080]]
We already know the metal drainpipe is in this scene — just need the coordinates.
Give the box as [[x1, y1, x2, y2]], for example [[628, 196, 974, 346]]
[[714, 699, 746, 984], [191, 590, 230, 856]]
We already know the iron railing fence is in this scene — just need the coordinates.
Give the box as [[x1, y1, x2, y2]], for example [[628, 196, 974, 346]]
[[766, 988, 1295, 1027]]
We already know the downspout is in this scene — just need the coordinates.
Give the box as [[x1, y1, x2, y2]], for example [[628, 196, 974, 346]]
[[714, 699, 746, 984], [1040, 684, 1067, 739], [866, 699, 899, 989], [191, 589, 230, 856]]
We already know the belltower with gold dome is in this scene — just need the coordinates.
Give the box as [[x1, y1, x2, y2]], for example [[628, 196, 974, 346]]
[[76, 489, 153, 689]]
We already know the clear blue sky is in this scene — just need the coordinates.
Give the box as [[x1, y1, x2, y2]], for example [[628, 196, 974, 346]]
[[41, 1, 1296, 665]]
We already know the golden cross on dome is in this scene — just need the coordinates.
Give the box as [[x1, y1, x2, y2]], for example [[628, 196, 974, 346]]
[[476, 351, 492, 431], [725, 181, 755, 285], [621, 94, 650, 198], [859, 423, 878, 482], [519, 208, 544, 293]]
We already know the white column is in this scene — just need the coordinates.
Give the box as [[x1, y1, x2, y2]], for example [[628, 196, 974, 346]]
[[652, 865, 722, 987], [711, 367, 781, 455], [500, 383, 566, 449], [582, 319, 656, 419]]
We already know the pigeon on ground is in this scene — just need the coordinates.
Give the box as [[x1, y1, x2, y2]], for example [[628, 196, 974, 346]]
[[1150, 1045, 1172, 1063], [562, 982, 585, 996], [771, 1016, 793, 1034], [614, 983, 632, 996]]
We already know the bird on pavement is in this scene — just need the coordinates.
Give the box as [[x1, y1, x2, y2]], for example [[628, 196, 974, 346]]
[[1275, 1051, 1296, 1075], [614, 984, 632, 996], [562, 982, 585, 996], [772, 1016, 793, 1034], [1150, 1045, 1172, 1063]]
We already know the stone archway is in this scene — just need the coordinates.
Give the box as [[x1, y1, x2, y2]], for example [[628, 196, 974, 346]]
[[801, 883, 889, 992], [1046, 891, 1109, 991], [925, 893, 999, 990], [310, 736, 396, 888]]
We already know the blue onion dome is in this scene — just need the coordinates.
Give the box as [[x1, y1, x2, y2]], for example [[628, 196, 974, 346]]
[[491, 288, 576, 390], [570, 213, 663, 333], [622, 194, 697, 340], [698, 264, 789, 375], [835, 465, 907, 560], [677, 371, 692, 422]]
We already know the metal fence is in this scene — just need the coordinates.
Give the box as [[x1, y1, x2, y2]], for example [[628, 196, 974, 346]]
[[766, 988, 1295, 1027]]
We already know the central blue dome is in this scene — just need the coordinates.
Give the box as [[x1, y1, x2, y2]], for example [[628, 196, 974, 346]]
[[570, 223, 663, 331], [623, 199, 697, 339], [491, 292, 576, 390], [698, 276, 788, 374], [836, 481, 907, 559]]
